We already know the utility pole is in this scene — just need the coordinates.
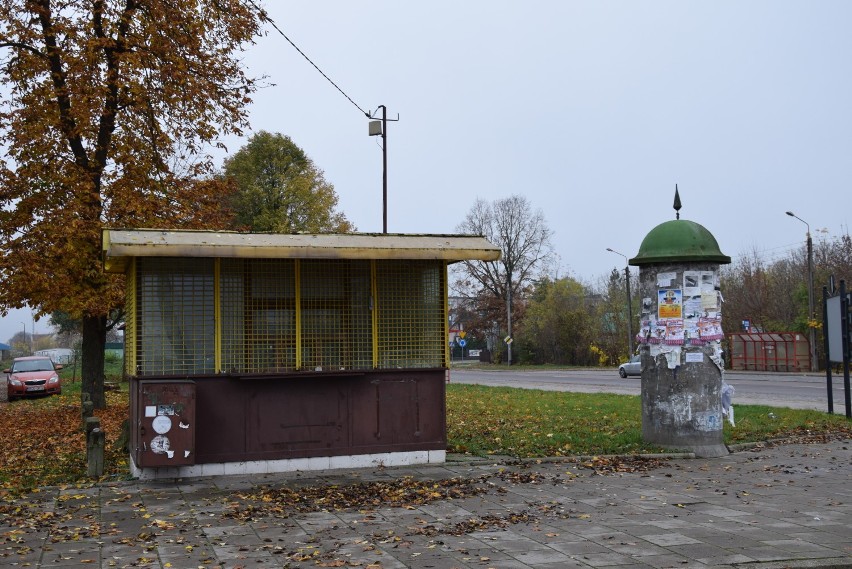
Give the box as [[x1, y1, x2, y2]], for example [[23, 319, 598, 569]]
[[368, 106, 399, 234]]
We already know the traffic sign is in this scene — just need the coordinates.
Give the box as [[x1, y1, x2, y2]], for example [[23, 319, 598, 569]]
[[458, 339, 466, 347], [504, 335, 513, 344], [459, 330, 466, 339]]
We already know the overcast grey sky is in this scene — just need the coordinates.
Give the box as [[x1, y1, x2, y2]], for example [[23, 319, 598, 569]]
[[2, 1, 850, 343]]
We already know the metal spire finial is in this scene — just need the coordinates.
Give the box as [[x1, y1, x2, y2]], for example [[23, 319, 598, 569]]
[[673, 184, 682, 219]]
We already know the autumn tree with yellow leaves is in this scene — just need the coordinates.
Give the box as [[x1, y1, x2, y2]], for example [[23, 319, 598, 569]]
[[0, 1, 266, 407]]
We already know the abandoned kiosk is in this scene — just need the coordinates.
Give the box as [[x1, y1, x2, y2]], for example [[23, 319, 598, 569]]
[[102, 229, 500, 479]]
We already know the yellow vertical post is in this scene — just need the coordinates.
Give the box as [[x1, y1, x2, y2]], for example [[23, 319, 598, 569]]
[[371, 260, 379, 368], [295, 259, 302, 370], [125, 258, 136, 376], [214, 258, 221, 373], [442, 261, 449, 368]]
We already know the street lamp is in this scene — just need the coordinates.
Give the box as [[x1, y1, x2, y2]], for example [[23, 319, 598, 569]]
[[606, 248, 634, 356], [786, 211, 817, 372]]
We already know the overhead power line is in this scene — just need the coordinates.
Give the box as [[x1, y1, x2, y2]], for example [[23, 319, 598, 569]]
[[248, 2, 370, 117]]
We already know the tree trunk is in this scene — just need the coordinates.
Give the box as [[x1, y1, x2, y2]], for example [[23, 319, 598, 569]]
[[82, 314, 107, 409]]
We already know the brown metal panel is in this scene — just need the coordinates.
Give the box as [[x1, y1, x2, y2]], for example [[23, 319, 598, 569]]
[[133, 380, 195, 467], [132, 370, 447, 467], [245, 377, 348, 454], [194, 377, 249, 462], [350, 371, 446, 452]]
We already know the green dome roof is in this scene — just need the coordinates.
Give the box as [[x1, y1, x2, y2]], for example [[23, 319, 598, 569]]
[[629, 219, 730, 266]]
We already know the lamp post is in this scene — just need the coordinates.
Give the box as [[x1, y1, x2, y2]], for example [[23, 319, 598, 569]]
[[786, 211, 817, 372], [606, 248, 634, 356]]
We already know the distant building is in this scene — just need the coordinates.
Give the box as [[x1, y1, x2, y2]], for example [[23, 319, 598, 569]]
[[34, 348, 74, 364], [0, 343, 11, 361]]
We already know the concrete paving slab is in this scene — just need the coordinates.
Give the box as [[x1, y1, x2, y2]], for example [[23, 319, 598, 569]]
[[0, 437, 850, 569]]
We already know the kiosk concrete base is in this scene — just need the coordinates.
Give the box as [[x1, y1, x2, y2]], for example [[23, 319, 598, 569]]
[[129, 449, 447, 481]]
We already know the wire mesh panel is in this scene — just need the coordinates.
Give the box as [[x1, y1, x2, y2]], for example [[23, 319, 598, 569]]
[[129, 256, 449, 376], [220, 259, 297, 373], [136, 258, 215, 375], [301, 260, 373, 371], [124, 259, 137, 376], [376, 260, 445, 368]]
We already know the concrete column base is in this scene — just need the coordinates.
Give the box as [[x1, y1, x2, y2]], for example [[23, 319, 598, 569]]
[[659, 443, 729, 458]]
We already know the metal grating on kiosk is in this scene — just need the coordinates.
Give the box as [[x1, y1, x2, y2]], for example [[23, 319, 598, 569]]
[[220, 258, 297, 373], [124, 259, 137, 376], [136, 258, 215, 375], [128, 258, 450, 375], [376, 260, 446, 369], [300, 259, 373, 371]]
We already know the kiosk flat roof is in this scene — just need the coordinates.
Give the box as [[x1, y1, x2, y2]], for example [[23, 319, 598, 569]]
[[102, 229, 501, 273]]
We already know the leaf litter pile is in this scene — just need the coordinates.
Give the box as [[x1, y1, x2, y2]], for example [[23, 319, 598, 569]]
[[224, 455, 669, 527], [210, 457, 672, 566], [0, 391, 129, 493]]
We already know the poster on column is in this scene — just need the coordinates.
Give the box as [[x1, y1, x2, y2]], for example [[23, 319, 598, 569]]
[[658, 289, 682, 319]]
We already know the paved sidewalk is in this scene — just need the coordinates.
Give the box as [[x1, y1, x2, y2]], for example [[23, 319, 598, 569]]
[[2, 438, 850, 569]]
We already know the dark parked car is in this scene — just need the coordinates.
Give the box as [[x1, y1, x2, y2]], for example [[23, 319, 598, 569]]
[[618, 354, 641, 378], [5, 356, 62, 400]]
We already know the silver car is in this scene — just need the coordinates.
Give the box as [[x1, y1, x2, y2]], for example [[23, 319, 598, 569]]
[[618, 354, 641, 378]]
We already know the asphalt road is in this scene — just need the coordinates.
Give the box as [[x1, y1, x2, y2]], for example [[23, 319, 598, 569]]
[[449, 366, 852, 413]]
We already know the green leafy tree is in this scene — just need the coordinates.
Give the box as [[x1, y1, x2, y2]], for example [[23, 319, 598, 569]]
[[224, 131, 354, 233], [519, 277, 596, 365], [0, 1, 265, 408], [595, 268, 636, 363]]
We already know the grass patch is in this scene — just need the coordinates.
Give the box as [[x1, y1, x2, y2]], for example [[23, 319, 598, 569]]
[[446, 384, 852, 457], [1, 382, 850, 493]]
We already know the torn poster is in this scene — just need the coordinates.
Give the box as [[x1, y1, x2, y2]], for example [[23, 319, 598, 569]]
[[656, 272, 676, 287], [638, 319, 652, 344], [698, 315, 724, 340], [651, 320, 668, 343], [665, 319, 684, 345]]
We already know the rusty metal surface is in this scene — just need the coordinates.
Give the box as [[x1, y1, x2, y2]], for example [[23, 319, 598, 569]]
[[132, 380, 196, 468], [103, 229, 501, 273], [130, 370, 446, 466]]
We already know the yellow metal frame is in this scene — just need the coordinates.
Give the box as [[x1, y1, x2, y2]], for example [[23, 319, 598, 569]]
[[442, 261, 449, 368], [125, 258, 137, 375], [294, 259, 302, 370], [127, 257, 451, 375], [371, 260, 379, 368], [214, 258, 222, 372]]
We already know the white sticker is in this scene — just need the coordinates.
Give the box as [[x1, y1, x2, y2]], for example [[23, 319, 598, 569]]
[[685, 352, 704, 363], [145, 405, 157, 418], [150, 435, 170, 454], [152, 415, 172, 434], [184, 450, 191, 458]]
